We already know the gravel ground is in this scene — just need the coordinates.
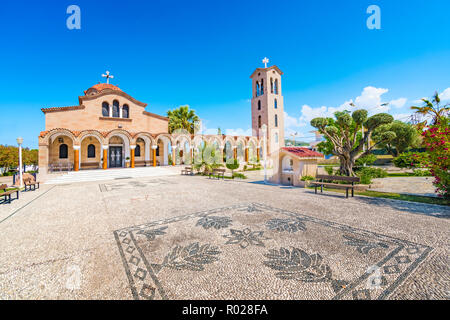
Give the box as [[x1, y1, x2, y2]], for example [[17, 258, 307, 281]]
[[0, 175, 448, 300]]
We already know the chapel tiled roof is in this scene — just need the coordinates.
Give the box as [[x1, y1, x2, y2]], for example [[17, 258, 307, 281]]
[[41, 105, 85, 113], [282, 147, 324, 158], [88, 83, 122, 93]]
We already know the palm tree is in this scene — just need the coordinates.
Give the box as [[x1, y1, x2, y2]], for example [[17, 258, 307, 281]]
[[167, 105, 200, 134], [411, 92, 449, 126]]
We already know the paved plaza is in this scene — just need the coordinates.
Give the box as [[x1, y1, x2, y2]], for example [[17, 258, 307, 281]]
[[0, 171, 448, 300]]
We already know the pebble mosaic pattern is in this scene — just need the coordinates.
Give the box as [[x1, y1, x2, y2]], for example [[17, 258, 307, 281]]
[[114, 203, 433, 300]]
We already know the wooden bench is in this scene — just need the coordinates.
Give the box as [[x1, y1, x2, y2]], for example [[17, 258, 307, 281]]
[[80, 162, 100, 170], [310, 175, 360, 198], [23, 178, 40, 191], [0, 184, 19, 204], [209, 168, 226, 180], [135, 160, 148, 167], [49, 162, 73, 172], [181, 166, 194, 175]]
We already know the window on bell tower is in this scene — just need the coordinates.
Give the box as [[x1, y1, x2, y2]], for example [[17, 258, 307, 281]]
[[258, 100, 261, 110], [258, 115, 261, 128], [260, 79, 264, 95], [274, 79, 279, 94], [274, 99, 277, 109], [270, 78, 274, 93], [275, 114, 278, 127]]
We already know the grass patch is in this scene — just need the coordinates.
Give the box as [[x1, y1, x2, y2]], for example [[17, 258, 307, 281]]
[[307, 187, 449, 206], [387, 172, 416, 177]]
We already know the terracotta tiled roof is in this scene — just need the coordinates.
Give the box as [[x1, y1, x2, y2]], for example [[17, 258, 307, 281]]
[[282, 147, 323, 158], [89, 83, 122, 92], [41, 105, 85, 113]]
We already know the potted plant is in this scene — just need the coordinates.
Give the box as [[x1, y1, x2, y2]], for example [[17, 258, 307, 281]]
[[125, 157, 130, 168], [299, 175, 314, 188]]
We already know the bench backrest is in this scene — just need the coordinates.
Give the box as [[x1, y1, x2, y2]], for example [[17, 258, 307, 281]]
[[316, 174, 360, 183], [0, 184, 7, 191]]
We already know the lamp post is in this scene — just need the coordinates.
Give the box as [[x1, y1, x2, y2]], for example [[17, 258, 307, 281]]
[[16, 137, 24, 189], [261, 124, 267, 183]]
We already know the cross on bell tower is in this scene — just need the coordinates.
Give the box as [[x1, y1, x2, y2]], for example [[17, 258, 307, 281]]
[[262, 57, 269, 68], [102, 70, 114, 84]]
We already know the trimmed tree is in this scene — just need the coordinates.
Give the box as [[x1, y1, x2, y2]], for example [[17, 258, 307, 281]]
[[372, 120, 421, 157], [311, 110, 395, 176]]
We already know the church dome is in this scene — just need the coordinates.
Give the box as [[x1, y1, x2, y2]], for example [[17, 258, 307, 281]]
[[84, 83, 122, 96]]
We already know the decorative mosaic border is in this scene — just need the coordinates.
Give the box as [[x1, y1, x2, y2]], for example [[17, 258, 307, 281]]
[[114, 202, 432, 300]]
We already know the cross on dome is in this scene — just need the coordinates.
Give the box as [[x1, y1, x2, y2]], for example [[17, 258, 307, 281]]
[[102, 71, 114, 84]]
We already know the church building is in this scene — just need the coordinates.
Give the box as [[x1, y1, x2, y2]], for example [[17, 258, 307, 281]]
[[38, 62, 321, 184]]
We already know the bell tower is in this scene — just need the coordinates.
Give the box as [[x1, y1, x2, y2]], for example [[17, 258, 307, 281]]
[[250, 59, 285, 155]]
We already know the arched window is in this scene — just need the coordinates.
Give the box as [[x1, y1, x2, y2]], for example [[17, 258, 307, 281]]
[[156, 146, 160, 157], [135, 145, 141, 157], [258, 100, 261, 110], [122, 105, 129, 118], [112, 100, 120, 117], [59, 144, 68, 159], [274, 99, 277, 109], [274, 79, 279, 94], [102, 102, 109, 117], [256, 82, 260, 97], [260, 79, 264, 95], [258, 115, 262, 128], [275, 114, 278, 127], [270, 78, 274, 93], [87, 144, 95, 158]]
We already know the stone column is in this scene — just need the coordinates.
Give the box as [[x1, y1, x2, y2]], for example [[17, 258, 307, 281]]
[[73, 146, 80, 171], [245, 147, 249, 162], [171, 146, 177, 166], [102, 146, 108, 169], [130, 145, 136, 168], [38, 143, 49, 174], [257, 147, 260, 162], [152, 145, 157, 167], [233, 146, 237, 160]]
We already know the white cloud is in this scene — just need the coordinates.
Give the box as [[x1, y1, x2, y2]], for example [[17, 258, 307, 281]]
[[297, 86, 401, 127], [389, 97, 407, 109], [440, 87, 450, 100], [354, 86, 389, 110]]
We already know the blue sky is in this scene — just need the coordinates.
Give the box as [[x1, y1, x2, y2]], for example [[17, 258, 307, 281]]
[[0, 0, 449, 148]]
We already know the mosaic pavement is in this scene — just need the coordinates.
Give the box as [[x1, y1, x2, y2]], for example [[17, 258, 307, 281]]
[[114, 203, 433, 300]]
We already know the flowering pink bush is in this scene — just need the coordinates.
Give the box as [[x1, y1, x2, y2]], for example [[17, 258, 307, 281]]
[[419, 118, 450, 199]]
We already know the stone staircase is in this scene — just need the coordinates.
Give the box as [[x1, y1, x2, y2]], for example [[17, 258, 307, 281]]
[[44, 167, 179, 184]]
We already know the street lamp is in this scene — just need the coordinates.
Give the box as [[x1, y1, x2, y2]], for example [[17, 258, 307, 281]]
[[261, 124, 267, 183], [16, 137, 24, 189]]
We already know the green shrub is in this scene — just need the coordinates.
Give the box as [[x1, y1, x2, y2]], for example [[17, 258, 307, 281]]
[[232, 173, 247, 179], [356, 167, 387, 184], [359, 174, 373, 185], [324, 166, 334, 175], [300, 175, 315, 181], [393, 152, 424, 168], [412, 169, 432, 177], [355, 154, 377, 167], [226, 159, 239, 175], [357, 167, 388, 179]]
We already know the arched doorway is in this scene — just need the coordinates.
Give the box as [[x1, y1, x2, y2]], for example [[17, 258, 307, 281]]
[[108, 135, 130, 168]]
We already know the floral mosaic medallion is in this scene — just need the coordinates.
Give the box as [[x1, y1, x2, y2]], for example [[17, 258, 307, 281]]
[[114, 203, 432, 300]]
